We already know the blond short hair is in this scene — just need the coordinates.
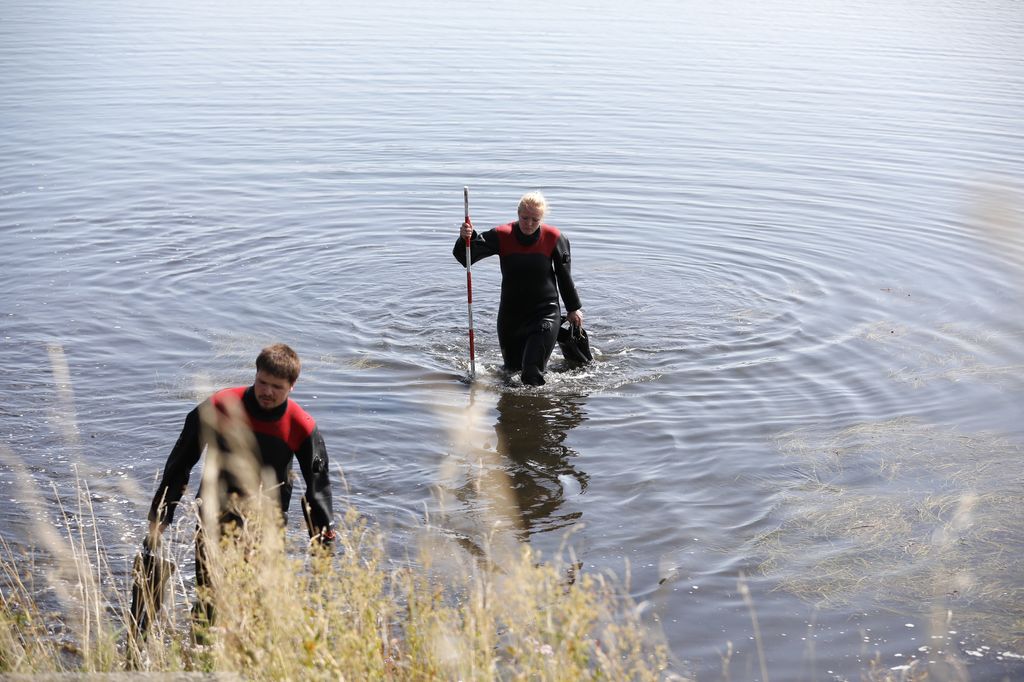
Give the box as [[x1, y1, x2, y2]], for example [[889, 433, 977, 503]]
[[517, 191, 548, 217]]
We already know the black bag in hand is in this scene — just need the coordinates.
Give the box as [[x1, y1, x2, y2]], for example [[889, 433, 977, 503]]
[[558, 316, 593, 367], [129, 542, 175, 642]]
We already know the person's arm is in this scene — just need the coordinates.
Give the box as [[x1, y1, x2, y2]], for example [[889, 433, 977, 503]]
[[553, 234, 583, 325], [453, 221, 500, 266], [296, 426, 334, 543], [146, 405, 206, 544]]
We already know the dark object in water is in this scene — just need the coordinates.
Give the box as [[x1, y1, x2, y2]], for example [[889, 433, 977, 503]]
[[558, 316, 593, 367], [302, 493, 336, 549], [127, 544, 175, 659]]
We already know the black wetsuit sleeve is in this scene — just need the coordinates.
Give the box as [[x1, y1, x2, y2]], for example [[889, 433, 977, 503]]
[[296, 426, 334, 533], [148, 405, 205, 528], [553, 234, 582, 312], [453, 229, 500, 266]]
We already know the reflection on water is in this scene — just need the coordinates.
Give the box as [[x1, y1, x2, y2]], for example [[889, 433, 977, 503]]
[[493, 391, 588, 539], [431, 386, 590, 564]]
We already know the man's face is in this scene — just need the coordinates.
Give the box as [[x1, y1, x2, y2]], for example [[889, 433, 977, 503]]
[[517, 205, 544, 235], [254, 369, 294, 410]]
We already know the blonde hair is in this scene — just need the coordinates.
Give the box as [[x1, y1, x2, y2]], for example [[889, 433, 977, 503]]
[[517, 191, 548, 217]]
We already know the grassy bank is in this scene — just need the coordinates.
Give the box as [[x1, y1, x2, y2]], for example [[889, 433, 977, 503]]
[[1, 493, 975, 682], [0, 485, 670, 680]]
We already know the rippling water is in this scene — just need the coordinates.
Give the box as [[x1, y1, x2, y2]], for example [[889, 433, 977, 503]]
[[3, 0, 1024, 678]]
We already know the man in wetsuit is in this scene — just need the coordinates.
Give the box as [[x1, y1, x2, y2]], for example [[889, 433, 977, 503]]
[[138, 343, 334, 634], [454, 191, 584, 385]]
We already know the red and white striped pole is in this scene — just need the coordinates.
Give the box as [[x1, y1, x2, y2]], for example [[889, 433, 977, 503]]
[[464, 186, 476, 380]]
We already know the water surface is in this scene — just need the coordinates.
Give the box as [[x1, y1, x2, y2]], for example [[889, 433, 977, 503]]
[[3, 0, 1024, 678]]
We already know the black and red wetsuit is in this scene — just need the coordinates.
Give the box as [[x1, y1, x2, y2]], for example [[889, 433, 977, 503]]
[[148, 385, 333, 535], [454, 221, 582, 385], [143, 384, 333, 630]]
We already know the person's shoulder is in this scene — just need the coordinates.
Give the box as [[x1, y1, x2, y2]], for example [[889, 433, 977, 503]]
[[284, 399, 317, 436], [539, 223, 563, 251], [210, 386, 246, 407], [541, 223, 562, 238]]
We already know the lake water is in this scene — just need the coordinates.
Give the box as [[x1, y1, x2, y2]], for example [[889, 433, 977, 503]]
[[2, 0, 1023, 678]]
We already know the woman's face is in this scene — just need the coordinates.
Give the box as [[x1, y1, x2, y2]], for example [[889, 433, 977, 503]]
[[517, 205, 544, 235]]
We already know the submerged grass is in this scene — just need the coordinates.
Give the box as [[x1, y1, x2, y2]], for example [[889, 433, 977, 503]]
[[762, 418, 1024, 649]]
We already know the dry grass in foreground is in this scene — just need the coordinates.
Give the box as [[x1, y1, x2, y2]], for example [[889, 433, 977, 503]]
[[0, 495, 971, 682], [0, 486, 671, 681]]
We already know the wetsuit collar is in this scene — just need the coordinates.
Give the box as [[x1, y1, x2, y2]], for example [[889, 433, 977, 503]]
[[242, 385, 289, 421], [513, 222, 542, 245]]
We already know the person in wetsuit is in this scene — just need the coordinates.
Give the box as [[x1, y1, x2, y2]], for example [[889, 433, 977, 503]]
[[138, 343, 334, 635], [454, 191, 584, 385]]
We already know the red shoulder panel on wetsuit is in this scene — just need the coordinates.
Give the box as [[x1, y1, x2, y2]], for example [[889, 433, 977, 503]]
[[210, 386, 247, 412], [210, 386, 315, 452], [496, 223, 561, 256], [244, 399, 315, 452]]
